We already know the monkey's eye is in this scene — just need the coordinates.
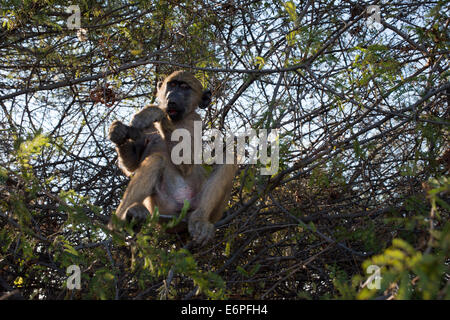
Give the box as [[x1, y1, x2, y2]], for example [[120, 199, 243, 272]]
[[168, 82, 177, 87], [180, 83, 190, 89]]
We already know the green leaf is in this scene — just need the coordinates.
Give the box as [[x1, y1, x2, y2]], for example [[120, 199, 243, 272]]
[[284, 1, 297, 22]]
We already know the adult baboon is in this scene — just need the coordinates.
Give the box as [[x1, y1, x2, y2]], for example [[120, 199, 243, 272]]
[[108, 71, 237, 245]]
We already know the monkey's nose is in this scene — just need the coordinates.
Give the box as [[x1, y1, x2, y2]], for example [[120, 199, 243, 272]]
[[167, 102, 180, 117], [168, 101, 177, 109]]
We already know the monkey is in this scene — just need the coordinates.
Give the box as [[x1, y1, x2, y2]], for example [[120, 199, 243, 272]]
[[108, 71, 237, 245]]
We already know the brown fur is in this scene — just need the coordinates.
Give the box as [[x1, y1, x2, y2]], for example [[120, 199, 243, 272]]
[[108, 71, 237, 245]]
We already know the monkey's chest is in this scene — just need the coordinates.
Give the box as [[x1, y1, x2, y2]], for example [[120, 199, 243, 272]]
[[160, 175, 196, 209], [172, 177, 195, 203]]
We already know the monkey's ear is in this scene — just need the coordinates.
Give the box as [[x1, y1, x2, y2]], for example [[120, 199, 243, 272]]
[[199, 89, 212, 109]]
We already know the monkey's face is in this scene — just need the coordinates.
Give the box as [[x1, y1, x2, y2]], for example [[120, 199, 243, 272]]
[[159, 80, 194, 121], [157, 71, 212, 121]]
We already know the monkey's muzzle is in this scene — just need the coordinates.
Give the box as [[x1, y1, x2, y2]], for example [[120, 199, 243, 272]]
[[167, 102, 185, 121]]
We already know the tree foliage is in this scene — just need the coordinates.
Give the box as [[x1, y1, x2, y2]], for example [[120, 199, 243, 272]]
[[0, 0, 448, 299]]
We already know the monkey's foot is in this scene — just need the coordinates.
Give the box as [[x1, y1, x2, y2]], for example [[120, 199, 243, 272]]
[[188, 212, 215, 246], [125, 204, 149, 232], [108, 120, 128, 145]]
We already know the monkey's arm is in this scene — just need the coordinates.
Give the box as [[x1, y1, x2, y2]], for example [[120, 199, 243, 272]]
[[116, 140, 147, 175], [109, 120, 142, 144], [109, 106, 165, 175], [109, 111, 168, 176], [130, 105, 166, 130], [109, 120, 146, 175]]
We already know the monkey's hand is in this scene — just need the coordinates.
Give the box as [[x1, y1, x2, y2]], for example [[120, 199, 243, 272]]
[[188, 209, 215, 246], [130, 106, 165, 130], [108, 120, 128, 145]]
